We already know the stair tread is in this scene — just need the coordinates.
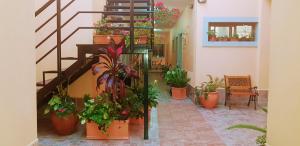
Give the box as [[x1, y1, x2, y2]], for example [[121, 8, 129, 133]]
[[105, 6, 149, 9], [108, 0, 150, 3]]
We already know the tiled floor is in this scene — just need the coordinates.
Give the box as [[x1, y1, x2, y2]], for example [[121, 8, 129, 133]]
[[38, 73, 267, 146]]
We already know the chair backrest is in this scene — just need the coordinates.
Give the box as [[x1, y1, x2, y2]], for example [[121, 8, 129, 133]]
[[224, 75, 252, 93]]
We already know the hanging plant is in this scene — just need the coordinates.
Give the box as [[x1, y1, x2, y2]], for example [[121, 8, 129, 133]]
[[154, 2, 181, 28]]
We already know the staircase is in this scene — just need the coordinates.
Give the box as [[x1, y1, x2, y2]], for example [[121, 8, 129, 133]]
[[35, 0, 154, 138]]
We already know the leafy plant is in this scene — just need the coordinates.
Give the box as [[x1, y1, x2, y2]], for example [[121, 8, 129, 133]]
[[207, 30, 216, 36], [127, 81, 160, 119], [164, 67, 190, 88], [195, 75, 224, 100], [232, 33, 239, 38], [161, 64, 171, 78], [154, 2, 181, 28], [227, 108, 268, 146], [92, 39, 138, 102], [78, 94, 117, 133], [134, 21, 152, 37], [94, 19, 129, 36], [44, 85, 76, 117]]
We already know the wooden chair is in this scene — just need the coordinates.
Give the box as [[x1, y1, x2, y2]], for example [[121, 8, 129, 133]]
[[224, 75, 259, 110]]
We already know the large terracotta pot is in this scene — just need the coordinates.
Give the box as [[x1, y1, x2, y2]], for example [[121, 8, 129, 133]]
[[199, 92, 219, 109], [171, 87, 187, 100], [129, 109, 151, 125], [86, 120, 129, 140], [50, 112, 78, 135], [136, 36, 148, 44], [93, 35, 124, 44]]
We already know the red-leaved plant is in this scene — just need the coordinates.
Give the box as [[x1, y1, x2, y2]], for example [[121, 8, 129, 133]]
[[92, 39, 139, 102]]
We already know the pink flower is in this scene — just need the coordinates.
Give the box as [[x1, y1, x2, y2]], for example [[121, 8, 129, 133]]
[[155, 2, 164, 7]]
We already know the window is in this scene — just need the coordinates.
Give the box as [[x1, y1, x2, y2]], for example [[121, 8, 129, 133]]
[[208, 22, 257, 42], [203, 17, 259, 47]]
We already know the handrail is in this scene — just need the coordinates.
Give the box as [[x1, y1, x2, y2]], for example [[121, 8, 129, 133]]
[[36, 10, 153, 49], [36, 26, 139, 64], [35, 0, 55, 17], [35, 0, 76, 32]]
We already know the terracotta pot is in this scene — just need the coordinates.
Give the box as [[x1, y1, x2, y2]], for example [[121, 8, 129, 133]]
[[136, 36, 148, 44], [86, 120, 129, 140], [208, 35, 217, 41], [50, 112, 78, 135], [129, 109, 151, 125], [230, 38, 239, 41], [199, 92, 219, 109], [93, 35, 124, 44], [171, 87, 187, 100]]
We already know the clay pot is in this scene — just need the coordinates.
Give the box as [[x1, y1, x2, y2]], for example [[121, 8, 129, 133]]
[[50, 112, 78, 135], [129, 109, 151, 125], [136, 36, 148, 44], [230, 38, 239, 41], [86, 120, 129, 140], [93, 35, 124, 44], [208, 35, 217, 41], [199, 92, 219, 109], [171, 87, 187, 100]]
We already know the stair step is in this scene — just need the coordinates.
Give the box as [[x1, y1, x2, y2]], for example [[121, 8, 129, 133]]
[[36, 79, 53, 87], [44, 70, 59, 74], [103, 11, 154, 16], [106, 19, 148, 23], [105, 6, 149, 10], [61, 57, 78, 60], [108, 0, 150, 4]]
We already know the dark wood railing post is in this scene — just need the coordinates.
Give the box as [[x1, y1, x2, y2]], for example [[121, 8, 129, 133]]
[[56, 0, 62, 80], [129, 0, 134, 51]]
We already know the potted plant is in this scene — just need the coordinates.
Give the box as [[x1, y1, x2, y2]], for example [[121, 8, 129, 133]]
[[164, 67, 191, 100], [93, 19, 125, 44], [154, 2, 181, 28], [195, 75, 224, 109], [134, 21, 152, 44], [230, 34, 240, 41], [44, 85, 78, 135], [161, 64, 171, 78], [82, 39, 138, 139], [79, 94, 130, 140], [128, 82, 159, 124], [207, 30, 217, 41]]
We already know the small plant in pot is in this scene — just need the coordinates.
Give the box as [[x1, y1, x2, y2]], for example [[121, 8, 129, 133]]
[[207, 30, 217, 41], [44, 85, 77, 135], [93, 19, 125, 44], [230, 34, 240, 41], [134, 21, 151, 44], [128, 81, 160, 124], [164, 67, 190, 100], [195, 75, 224, 109]]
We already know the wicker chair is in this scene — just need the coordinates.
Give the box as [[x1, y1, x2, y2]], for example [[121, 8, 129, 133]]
[[224, 75, 259, 110]]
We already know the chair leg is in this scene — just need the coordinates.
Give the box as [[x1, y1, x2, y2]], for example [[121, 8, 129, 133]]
[[248, 95, 252, 106], [225, 95, 227, 106], [228, 96, 232, 110], [254, 95, 257, 110]]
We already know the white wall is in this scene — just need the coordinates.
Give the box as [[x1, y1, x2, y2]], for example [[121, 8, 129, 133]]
[[0, 0, 37, 146], [267, 0, 300, 145], [190, 0, 270, 88], [35, 0, 98, 81]]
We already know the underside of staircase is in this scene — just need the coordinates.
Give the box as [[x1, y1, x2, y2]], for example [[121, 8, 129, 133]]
[[36, 0, 154, 111]]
